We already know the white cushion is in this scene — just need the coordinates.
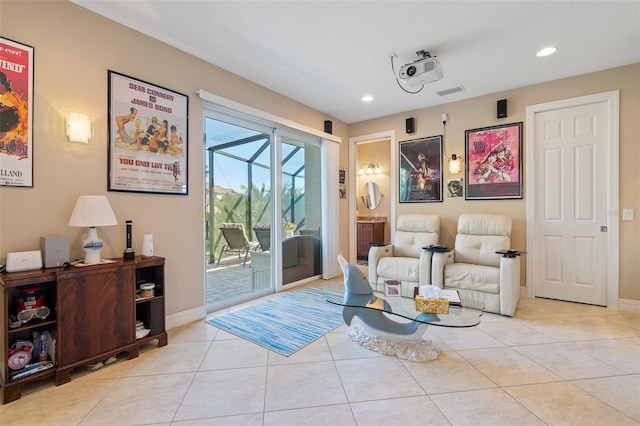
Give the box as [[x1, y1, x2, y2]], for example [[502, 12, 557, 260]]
[[444, 263, 500, 294], [455, 234, 510, 267], [393, 214, 439, 258], [457, 213, 511, 237], [455, 214, 511, 267], [397, 214, 440, 233], [377, 256, 420, 283]]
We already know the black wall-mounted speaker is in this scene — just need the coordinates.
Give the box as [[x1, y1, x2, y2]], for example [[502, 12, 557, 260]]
[[324, 120, 333, 134], [406, 117, 415, 134], [497, 99, 507, 119]]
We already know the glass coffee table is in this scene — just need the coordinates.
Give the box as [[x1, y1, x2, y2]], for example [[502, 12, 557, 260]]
[[323, 288, 484, 361]]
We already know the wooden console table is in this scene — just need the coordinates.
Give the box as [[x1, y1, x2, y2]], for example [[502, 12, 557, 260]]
[[0, 256, 167, 403]]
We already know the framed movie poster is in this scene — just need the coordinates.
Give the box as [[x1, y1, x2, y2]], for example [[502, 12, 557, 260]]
[[0, 37, 34, 187], [399, 135, 443, 203], [108, 70, 188, 195], [465, 122, 522, 200]]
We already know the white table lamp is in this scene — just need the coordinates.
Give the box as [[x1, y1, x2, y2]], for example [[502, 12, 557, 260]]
[[68, 195, 118, 264]]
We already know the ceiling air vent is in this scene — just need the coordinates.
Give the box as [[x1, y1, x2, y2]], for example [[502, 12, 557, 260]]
[[437, 86, 465, 96]]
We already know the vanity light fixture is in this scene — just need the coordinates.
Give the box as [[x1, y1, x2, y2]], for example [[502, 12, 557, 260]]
[[448, 154, 463, 174], [359, 162, 381, 175], [66, 112, 92, 143]]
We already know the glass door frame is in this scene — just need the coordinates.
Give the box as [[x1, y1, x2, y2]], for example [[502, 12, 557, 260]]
[[204, 106, 330, 309], [273, 128, 324, 293]]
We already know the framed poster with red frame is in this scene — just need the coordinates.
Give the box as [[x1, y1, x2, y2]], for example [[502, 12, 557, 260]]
[[465, 122, 523, 200], [0, 37, 34, 187], [108, 70, 189, 195]]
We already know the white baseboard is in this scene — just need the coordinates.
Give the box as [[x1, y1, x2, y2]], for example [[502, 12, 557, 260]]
[[166, 304, 206, 330], [618, 298, 640, 313]]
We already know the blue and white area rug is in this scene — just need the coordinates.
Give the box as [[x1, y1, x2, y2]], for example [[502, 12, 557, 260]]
[[206, 288, 344, 356]]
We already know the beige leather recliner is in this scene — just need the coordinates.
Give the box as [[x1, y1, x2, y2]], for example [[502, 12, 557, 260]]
[[368, 214, 440, 297], [431, 213, 520, 316]]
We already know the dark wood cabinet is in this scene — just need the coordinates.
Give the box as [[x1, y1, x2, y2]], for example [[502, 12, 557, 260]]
[[0, 256, 167, 403], [357, 221, 385, 260], [56, 263, 138, 385], [134, 256, 167, 348]]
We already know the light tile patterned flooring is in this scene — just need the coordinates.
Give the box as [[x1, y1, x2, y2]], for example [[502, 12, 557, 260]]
[[1, 275, 639, 425]]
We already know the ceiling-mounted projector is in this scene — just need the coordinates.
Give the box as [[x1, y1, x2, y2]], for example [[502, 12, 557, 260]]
[[398, 50, 443, 87]]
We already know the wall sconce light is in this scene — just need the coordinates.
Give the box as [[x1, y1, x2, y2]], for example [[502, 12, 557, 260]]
[[448, 154, 463, 174], [359, 162, 381, 175], [66, 112, 92, 143]]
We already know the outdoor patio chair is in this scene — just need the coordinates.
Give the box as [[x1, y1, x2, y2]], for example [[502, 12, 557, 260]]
[[253, 226, 271, 251], [218, 223, 258, 266]]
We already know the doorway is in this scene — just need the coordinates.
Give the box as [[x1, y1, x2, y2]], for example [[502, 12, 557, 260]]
[[526, 91, 619, 307], [348, 131, 396, 264], [204, 112, 325, 312]]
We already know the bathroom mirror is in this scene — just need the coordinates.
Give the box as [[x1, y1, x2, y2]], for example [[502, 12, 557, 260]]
[[361, 181, 382, 209]]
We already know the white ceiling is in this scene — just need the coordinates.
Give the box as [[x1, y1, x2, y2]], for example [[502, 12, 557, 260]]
[[74, 1, 640, 124]]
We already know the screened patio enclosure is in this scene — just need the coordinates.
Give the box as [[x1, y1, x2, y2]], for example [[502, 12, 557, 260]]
[[205, 116, 323, 307], [206, 125, 316, 263]]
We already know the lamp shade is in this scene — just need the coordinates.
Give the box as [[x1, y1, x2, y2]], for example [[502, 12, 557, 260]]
[[68, 195, 118, 227]]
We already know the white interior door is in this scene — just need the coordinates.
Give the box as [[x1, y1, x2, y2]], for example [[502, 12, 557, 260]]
[[530, 96, 616, 306]]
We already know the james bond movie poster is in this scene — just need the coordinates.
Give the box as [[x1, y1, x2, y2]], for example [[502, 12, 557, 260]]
[[0, 37, 34, 187], [108, 71, 188, 195], [465, 122, 522, 200]]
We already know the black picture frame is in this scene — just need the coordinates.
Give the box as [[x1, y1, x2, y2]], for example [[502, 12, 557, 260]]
[[0, 37, 34, 187], [399, 135, 443, 203], [108, 70, 189, 195], [465, 122, 523, 200]]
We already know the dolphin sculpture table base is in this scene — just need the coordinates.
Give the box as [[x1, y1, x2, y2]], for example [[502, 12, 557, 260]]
[[336, 255, 440, 361]]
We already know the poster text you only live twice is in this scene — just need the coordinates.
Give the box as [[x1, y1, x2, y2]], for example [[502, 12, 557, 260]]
[[110, 72, 187, 194]]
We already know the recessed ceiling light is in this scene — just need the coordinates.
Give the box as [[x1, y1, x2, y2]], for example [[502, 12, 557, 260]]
[[361, 95, 374, 102], [536, 47, 557, 57]]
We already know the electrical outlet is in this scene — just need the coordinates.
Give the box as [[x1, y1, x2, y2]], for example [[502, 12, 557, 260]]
[[622, 209, 634, 221]]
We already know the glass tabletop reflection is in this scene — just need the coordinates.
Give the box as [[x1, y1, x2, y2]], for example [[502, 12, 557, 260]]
[[323, 288, 484, 328]]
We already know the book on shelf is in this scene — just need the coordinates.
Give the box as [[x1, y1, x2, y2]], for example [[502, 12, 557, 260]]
[[442, 289, 462, 306], [10, 360, 55, 380]]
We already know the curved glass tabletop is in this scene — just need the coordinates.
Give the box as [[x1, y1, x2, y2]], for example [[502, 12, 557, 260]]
[[323, 289, 484, 328]]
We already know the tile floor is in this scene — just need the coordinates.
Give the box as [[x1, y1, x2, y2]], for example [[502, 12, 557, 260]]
[[1, 277, 639, 425]]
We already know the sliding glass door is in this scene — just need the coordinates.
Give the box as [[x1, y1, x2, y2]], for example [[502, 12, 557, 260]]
[[204, 112, 323, 311], [205, 114, 273, 310], [279, 133, 322, 288]]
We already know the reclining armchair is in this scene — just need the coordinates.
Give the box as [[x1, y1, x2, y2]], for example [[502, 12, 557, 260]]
[[431, 213, 520, 316], [368, 214, 440, 297]]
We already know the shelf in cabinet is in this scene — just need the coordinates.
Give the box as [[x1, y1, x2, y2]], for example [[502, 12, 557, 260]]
[[8, 318, 56, 335], [9, 361, 56, 382], [135, 295, 163, 303]]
